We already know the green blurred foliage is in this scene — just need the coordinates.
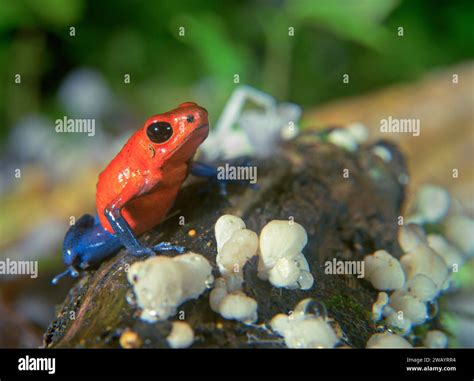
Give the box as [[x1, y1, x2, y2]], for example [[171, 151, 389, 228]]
[[0, 0, 473, 137]]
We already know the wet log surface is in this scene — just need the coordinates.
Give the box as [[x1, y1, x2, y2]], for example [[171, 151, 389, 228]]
[[44, 132, 408, 348]]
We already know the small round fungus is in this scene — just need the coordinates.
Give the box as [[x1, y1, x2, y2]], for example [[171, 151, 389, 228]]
[[166, 321, 194, 349], [283, 319, 338, 349], [268, 257, 301, 288], [403, 274, 438, 302], [270, 299, 338, 349], [414, 185, 450, 223], [216, 228, 258, 275], [364, 250, 405, 290], [209, 276, 258, 324], [258, 220, 313, 290], [215, 214, 246, 253], [218, 292, 258, 324], [366, 332, 412, 348], [423, 330, 448, 348], [127, 252, 213, 322], [398, 224, 428, 253], [259, 220, 307, 268]]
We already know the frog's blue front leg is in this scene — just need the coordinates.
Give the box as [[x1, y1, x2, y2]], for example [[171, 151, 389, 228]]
[[104, 206, 185, 257]]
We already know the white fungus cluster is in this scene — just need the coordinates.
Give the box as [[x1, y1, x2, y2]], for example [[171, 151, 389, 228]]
[[366, 226, 448, 337], [258, 220, 314, 290], [270, 299, 339, 348], [166, 321, 195, 349], [210, 215, 259, 324], [366, 185, 472, 347], [127, 253, 213, 322], [210, 215, 316, 325]]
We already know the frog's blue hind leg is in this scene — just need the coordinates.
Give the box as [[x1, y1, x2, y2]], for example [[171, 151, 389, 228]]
[[190, 161, 227, 195], [191, 161, 258, 196], [51, 214, 122, 285]]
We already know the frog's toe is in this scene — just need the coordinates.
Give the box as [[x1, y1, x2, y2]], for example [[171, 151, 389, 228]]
[[51, 266, 80, 285], [129, 246, 155, 257], [152, 242, 186, 253]]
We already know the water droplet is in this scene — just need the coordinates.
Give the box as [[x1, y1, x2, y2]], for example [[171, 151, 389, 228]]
[[205, 275, 214, 289], [125, 290, 136, 307], [294, 298, 328, 320], [297, 271, 314, 290], [306, 300, 327, 320]]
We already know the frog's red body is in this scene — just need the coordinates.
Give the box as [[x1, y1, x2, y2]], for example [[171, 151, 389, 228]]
[[96, 102, 209, 235]]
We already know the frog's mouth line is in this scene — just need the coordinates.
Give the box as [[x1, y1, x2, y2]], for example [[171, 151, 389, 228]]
[[196, 124, 209, 132], [191, 123, 209, 139]]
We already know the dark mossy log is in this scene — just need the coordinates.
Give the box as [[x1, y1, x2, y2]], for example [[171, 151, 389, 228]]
[[43, 132, 408, 348]]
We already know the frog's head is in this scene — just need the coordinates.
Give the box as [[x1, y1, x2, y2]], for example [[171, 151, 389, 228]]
[[139, 102, 209, 164]]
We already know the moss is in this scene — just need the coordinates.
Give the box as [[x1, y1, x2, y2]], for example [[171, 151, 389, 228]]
[[325, 294, 372, 322], [324, 294, 375, 347]]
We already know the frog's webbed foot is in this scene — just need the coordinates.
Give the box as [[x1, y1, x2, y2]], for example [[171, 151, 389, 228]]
[[127, 242, 185, 257], [152, 242, 185, 253]]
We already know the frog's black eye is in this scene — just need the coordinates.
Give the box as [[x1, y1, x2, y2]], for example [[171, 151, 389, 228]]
[[187, 115, 194, 123], [146, 121, 173, 144]]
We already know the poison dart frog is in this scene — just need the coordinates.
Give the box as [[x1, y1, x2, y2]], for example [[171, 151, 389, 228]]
[[52, 102, 220, 284]]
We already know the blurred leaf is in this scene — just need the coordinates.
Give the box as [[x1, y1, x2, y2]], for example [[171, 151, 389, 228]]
[[171, 13, 248, 89], [286, 0, 400, 49], [24, 0, 84, 27], [0, 2, 25, 30]]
